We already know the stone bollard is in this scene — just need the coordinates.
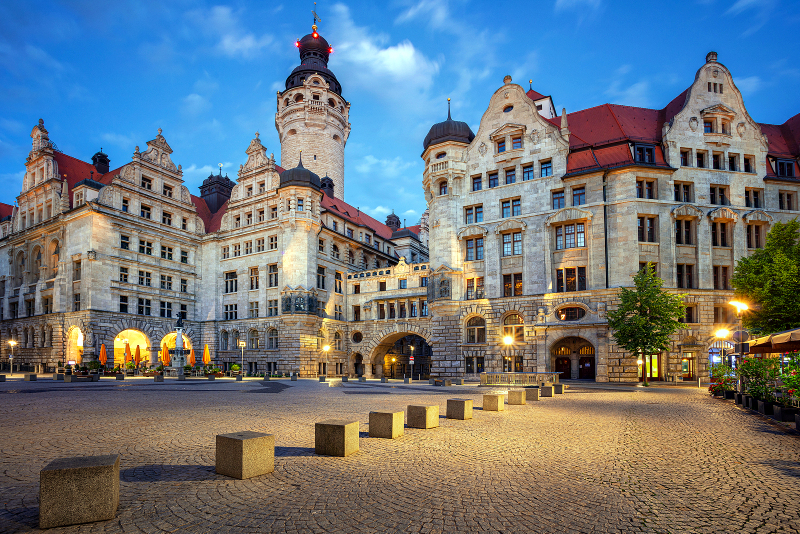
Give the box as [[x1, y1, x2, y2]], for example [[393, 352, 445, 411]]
[[407, 405, 439, 429], [319, 376, 327, 382], [315, 420, 359, 457], [53, 373, 64, 381], [291, 373, 298, 381], [541, 385, 554, 397], [115, 374, 124, 381], [483, 393, 504, 411], [526, 387, 540, 401], [236, 375, 243, 381], [446, 399, 473, 420], [154, 375, 164, 383], [208, 375, 216, 381], [508, 390, 526, 405], [444, 379, 452, 387], [263, 374, 270, 381], [429, 378, 435, 385], [178, 375, 186, 381], [215, 431, 274, 480], [342, 376, 348, 382], [404, 377, 411, 384], [358, 376, 366, 382], [64, 374, 75, 383], [454, 378, 464, 386], [381, 377, 388, 383], [24, 374, 37, 381], [368, 411, 404, 439], [39, 455, 120, 529], [553, 384, 564, 394], [0, 374, 5, 382]]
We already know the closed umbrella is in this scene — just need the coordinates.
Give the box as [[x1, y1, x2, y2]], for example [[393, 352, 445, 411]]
[[124, 343, 132, 365], [203, 344, 211, 365], [98, 344, 107, 367], [189, 348, 196, 367], [134, 345, 141, 366], [162, 343, 171, 367]]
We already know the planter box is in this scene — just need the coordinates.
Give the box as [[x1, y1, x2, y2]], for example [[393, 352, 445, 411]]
[[724, 390, 735, 400], [757, 400, 774, 416], [773, 405, 799, 422], [735, 393, 743, 405]]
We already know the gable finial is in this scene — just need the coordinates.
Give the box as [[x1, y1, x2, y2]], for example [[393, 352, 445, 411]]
[[529, 79, 532, 90], [447, 98, 451, 120]]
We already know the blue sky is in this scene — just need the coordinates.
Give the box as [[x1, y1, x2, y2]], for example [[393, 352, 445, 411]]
[[1, 0, 798, 224]]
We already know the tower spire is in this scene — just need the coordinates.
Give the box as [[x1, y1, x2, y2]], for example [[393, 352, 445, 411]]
[[312, 2, 321, 32], [447, 98, 451, 120]]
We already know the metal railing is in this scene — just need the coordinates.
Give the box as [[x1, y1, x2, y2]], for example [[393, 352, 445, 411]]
[[480, 372, 561, 386]]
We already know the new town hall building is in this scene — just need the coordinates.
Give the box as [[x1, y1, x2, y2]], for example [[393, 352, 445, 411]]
[[0, 30, 798, 382]]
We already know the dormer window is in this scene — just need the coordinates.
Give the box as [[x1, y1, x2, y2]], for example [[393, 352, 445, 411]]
[[634, 144, 655, 163], [776, 159, 795, 177], [497, 140, 506, 153], [163, 185, 173, 197], [74, 192, 84, 207], [141, 177, 152, 190]]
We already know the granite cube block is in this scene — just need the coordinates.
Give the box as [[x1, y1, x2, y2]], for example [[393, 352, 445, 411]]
[[24, 374, 37, 381], [483, 393, 505, 411], [446, 399, 473, 420], [407, 405, 439, 429], [368, 411, 404, 439], [541, 385, 554, 397], [315, 420, 359, 457], [215, 431, 275, 480], [526, 388, 540, 401], [508, 390, 526, 405]]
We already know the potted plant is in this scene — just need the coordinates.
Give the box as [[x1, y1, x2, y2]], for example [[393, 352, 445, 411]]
[[737, 356, 779, 414], [708, 363, 736, 399], [773, 351, 800, 421], [230, 363, 241, 377], [183, 364, 192, 375]]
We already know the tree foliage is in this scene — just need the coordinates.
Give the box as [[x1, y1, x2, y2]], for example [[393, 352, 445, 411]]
[[731, 219, 800, 334], [607, 263, 686, 363]]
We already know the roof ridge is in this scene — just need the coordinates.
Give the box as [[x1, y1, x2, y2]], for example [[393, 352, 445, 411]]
[[605, 103, 628, 139]]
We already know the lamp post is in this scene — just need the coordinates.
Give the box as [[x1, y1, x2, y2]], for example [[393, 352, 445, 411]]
[[8, 339, 16, 377], [729, 300, 749, 367], [238, 340, 246, 376], [409, 345, 414, 380], [322, 345, 330, 377], [503, 335, 513, 373]]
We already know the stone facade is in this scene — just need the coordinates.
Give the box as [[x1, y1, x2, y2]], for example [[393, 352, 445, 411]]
[[0, 45, 798, 383]]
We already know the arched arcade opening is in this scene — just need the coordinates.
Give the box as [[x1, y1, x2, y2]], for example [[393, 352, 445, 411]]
[[368, 333, 432, 379], [113, 329, 151, 367], [551, 336, 596, 380]]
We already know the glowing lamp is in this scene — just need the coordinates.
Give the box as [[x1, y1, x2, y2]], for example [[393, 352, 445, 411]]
[[503, 336, 514, 346], [312, 31, 318, 38], [295, 40, 300, 48], [323, 345, 330, 352], [328, 47, 333, 53], [729, 300, 749, 314], [715, 329, 731, 339], [637, 359, 643, 365]]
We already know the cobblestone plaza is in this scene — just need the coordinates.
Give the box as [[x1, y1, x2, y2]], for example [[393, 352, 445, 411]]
[[1, 377, 799, 533]]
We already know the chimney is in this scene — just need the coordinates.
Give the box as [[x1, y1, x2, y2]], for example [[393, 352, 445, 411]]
[[321, 175, 335, 197], [91, 148, 110, 175]]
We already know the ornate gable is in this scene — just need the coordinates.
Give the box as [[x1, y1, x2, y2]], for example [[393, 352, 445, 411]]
[[743, 209, 773, 223], [494, 219, 527, 234], [241, 132, 272, 174], [545, 207, 593, 226], [671, 204, 704, 218], [707, 206, 739, 222], [457, 225, 489, 239], [139, 128, 179, 173]]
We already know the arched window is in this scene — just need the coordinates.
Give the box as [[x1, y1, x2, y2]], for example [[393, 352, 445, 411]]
[[332, 244, 340, 259], [436, 152, 446, 159], [328, 98, 335, 107], [22, 328, 28, 347], [439, 181, 448, 195], [248, 329, 260, 349], [231, 330, 240, 349], [465, 317, 486, 343], [294, 93, 303, 103], [40, 326, 46, 348], [268, 329, 278, 349], [317, 329, 325, 349], [348, 250, 355, 264], [334, 331, 342, 351], [47, 326, 53, 347], [557, 307, 586, 321], [221, 331, 228, 351], [284, 98, 289, 107], [503, 314, 524, 343]]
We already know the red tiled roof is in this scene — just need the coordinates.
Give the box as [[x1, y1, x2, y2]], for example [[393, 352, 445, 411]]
[[0, 203, 14, 220], [662, 88, 689, 126], [404, 224, 421, 235], [760, 114, 800, 158], [320, 194, 395, 241], [52, 152, 127, 208], [526, 89, 546, 101], [190, 195, 228, 233]]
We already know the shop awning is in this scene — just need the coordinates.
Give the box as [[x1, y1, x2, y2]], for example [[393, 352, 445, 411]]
[[747, 328, 800, 354]]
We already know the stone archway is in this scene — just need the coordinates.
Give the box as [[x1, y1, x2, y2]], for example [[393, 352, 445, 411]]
[[113, 329, 151, 368], [550, 336, 595, 380], [366, 327, 433, 379], [351, 353, 364, 377], [66, 326, 83, 365]]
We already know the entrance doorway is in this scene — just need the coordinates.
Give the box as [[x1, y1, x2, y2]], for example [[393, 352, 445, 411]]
[[639, 353, 661, 381], [681, 352, 695, 380], [353, 354, 364, 376], [555, 357, 570, 379], [578, 357, 595, 379]]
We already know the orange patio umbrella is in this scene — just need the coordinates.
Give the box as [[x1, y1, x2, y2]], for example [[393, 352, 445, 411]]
[[98, 344, 107, 366], [124, 343, 132, 365], [203, 344, 211, 365], [134, 345, 141, 366], [189, 348, 196, 367], [162, 343, 171, 366]]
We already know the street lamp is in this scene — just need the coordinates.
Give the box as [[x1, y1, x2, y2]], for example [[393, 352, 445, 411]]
[[322, 345, 330, 377], [409, 345, 414, 380], [237, 340, 246, 376], [8, 339, 16, 377], [391, 356, 396, 379]]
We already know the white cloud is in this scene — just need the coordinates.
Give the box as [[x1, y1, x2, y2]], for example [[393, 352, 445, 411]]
[[726, 0, 776, 36], [395, 1, 451, 28], [402, 209, 418, 217], [605, 80, 650, 107], [100, 132, 137, 150], [734, 76, 762, 96], [182, 162, 233, 179], [354, 155, 415, 178], [364, 205, 391, 218], [186, 6, 273, 59], [181, 93, 211, 116], [554, 0, 602, 11]]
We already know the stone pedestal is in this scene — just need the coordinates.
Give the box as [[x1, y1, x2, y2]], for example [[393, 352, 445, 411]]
[[215, 431, 275, 480], [407, 405, 439, 429], [454, 378, 464, 385], [429, 378, 435, 385], [154, 375, 164, 383], [291, 374, 298, 381], [315, 420, 359, 457], [235, 375, 243, 381], [404, 377, 411, 384], [39, 455, 120, 529], [508, 390, 526, 405], [358, 376, 366, 382], [208, 375, 216, 381], [115, 374, 124, 381], [444, 379, 452, 387], [380, 377, 388, 383], [526, 388, 540, 401], [541, 385, 553, 397], [53, 373, 64, 380], [554, 384, 564, 394], [263, 375, 270, 381], [368, 411, 404, 439], [319, 376, 327, 382], [446, 399, 473, 420], [178, 375, 186, 381], [342, 376, 348, 382], [483, 393, 504, 411], [24, 374, 37, 381], [0, 375, 5, 382]]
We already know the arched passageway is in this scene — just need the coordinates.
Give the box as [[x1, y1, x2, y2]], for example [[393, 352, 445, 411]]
[[369, 334, 432, 379], [550, 337, 595, 380], [66, 326, 83, 365], [113, 329, 151, 367]]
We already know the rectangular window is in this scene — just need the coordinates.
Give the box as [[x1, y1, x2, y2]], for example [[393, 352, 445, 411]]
[[221, 246, 230, 259], [421, 300, 428, 316], [497, 140, 505, 153], [335, 272, 343, 293], [420, 276, 428, 287], [268, 264, 278, 287], [466, 277, 485, 299], [120, 234, 130, 250], [121, 198, 129, 212], [233, 244, 241, 257], [72, 293, 81, 311], [704, 121, 713, 133], [137, 298, 151, 316], [245, 241, 252, 255], [353, 305, 361, 321], [140, 205, 151, 219], [160, 275, 172, 290], [779, 192, 794, 211], [522, 165, 533, 181], [696, 152, 705, 168], [267, 235, 278, 250], [728, 155, 737, 171], [465, 207, 474, 224], [512, 198, 521, 216], [73, 260, 82, 281], [297, 198, 304, 211], [502, 200, 510, 218], [744, 157, 752, 173], [680, 151, 689, 167], [182, 218, 188, 230], [180, 278, 188, 293], [181, 250, 188, 264], [256, 238, 265, 252], [246, 186, 253, 197], [180, 304, 187, 320], [138, 270, 151, 286], [141, 177, 152, 190], [472, 176, 482, 191], [712, 222, 728, 247], [502, 233, 522, 256], [270, 206, 278, 219], [710, 186, 728, 206], [675, 220, 692, 245], [399, 278, 407, 289], [223, 304, 238, 320], [378, 304, 385, 320], [677, 264, 694, 289], [163, 184, 173, 197], [259, 182, 266, 194], [119, 266, 129, 283], [488, 173, 498, 188], [502, 273, 523, 297], [714, 306, 729, 324], [224, 271, 238, 293], [552, 191, 565, 210], [353, 284, 360, 294], [160, 245, 173, 260], [512, 137, 522, 150], [268, 299, 278, 317], [250, 267, 259, 290], [379, 281, 386, 291], [572, 187, 586, 206], [747, 224, 762, 249], [505, 169, 516, 184], [776, 160, 795, 177], [541, 160, 553, 177], [673, 183, 692, 203], [316, 266, 326, 289], [712, 154, 721, 170], [637, 216, 657, 242], [249, 301, 259, 318], [139, 240, 153, 255], [680, 306, 695, 324], [635, 144, 655, 163], [162, 211, 172, 226], [160, 301, 172, 318], [636, 180, 656, 199], [119, 295, 128, 313], [713, 266, 729, 290]]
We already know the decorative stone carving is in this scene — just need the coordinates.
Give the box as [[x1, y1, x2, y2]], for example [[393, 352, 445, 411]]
[[530, 130, 539, 144], [478, 142, 487, 156], [671, 204, 704, 219], [243, 132, 269, 172], [737, 122, 746, 137], [494, 219, 527, 234], [457, 225, 489, 239], [545, 207, 593, 226], [139, 129, 178, 173], [689, 117, 699, 132], [743, 209, 773, 224], [707, 206, 739, 222]]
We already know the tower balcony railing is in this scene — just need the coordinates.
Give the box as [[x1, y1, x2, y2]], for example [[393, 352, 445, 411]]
[[309, 100, 326, 114]]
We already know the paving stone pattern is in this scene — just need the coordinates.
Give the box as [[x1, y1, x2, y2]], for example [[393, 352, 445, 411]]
[[0, 378, 799, 533]]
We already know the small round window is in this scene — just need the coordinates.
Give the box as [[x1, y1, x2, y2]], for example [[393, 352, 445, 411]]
[[557, 307, 586, 321], [435, 152, 446, 159], [352, 332, 363, 343], [503, 105, 513, 113]]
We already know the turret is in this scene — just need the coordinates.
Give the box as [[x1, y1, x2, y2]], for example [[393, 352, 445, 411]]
[[199, 166, 235, 213]]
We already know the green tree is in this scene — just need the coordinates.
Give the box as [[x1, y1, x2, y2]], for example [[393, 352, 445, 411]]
[[607, 263, 686, 381], [731, 219, 800, 334]]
